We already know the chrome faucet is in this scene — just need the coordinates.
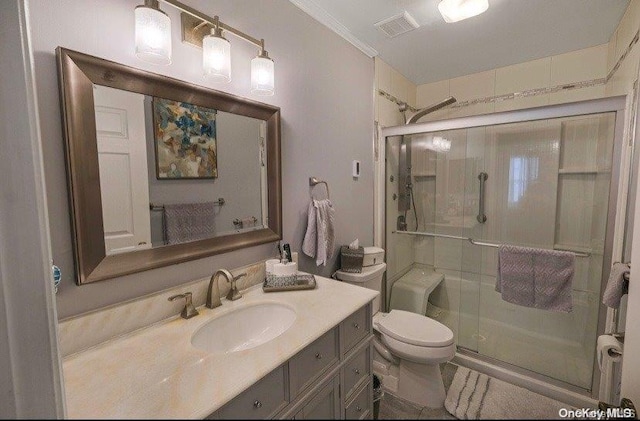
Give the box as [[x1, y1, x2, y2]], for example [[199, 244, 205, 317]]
[[206, 269, 247, 308]]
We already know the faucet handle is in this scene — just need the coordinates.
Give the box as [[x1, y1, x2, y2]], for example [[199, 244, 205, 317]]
[[226, 272, 247, 301], [168, 292, 199, 319]]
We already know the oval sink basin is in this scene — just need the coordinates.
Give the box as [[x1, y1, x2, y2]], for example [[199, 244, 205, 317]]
[[191, 302, 297, 354]]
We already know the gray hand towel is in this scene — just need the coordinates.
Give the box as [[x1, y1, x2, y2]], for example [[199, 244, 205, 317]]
[[164, 202, 216, 245], [302, 201, 317, 259], [602, 262, 630, 308], [314, 199, 335, 266], [496, 245, 575, 312]]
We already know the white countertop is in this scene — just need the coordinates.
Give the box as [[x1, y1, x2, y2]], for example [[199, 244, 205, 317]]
[[62, 275, 378, 419]]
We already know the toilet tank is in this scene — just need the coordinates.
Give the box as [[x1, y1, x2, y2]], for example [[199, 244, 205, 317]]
[[363, 247, 385, 267], [335, 263, 386, 313]]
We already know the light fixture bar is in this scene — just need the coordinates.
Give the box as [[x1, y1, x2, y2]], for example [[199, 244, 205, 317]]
[[160, 0, 263, 48]]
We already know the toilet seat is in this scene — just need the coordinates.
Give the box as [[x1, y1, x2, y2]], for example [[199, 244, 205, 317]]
[[376, 310, 454, 347]]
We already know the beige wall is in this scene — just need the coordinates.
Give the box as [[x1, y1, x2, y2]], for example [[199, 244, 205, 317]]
[[415, 44, 608, 118]]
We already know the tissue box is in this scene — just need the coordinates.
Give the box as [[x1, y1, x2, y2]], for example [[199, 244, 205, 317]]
[[363, 247, 385, 267], [340, 246, 364, 273]]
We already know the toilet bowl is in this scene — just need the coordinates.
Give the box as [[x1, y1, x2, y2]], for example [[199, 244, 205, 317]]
[[334, 252, 455, 408]]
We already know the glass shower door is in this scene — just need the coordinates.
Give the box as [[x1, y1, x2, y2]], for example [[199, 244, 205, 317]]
[[462, 113, 616, 390]]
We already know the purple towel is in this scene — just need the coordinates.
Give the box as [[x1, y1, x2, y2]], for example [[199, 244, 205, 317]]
[[496, 245, 575, 312]]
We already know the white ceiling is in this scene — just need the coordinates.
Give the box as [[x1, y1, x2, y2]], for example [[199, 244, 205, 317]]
[[290, 0, 630, 85]]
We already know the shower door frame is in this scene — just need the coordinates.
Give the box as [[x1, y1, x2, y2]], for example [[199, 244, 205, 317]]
[[380, 95, 628, 398]]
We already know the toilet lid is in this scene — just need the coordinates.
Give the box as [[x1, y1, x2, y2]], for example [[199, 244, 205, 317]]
[[377, 310, 454, 347]]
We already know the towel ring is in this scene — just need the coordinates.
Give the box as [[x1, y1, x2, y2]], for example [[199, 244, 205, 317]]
[[309, 177, 330, 200]]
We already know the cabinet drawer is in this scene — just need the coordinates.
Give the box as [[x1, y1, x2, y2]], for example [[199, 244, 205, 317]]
[[217, 365, 288, 420], [289, 328, 338, 397], [343, 346, 370, 399], [345, 382, 371, 420], [341, 305, 369, 354]]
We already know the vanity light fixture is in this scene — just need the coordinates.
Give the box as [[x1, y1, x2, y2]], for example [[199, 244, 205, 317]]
[[251, 42, 275, 96], [134, 0, 172, 65], [438, 0, 489, 23], [202, 16, 231, 82], [134, 0, 275, 95]]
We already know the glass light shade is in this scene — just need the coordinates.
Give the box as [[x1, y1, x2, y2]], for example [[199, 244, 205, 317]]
[[438, 0, 489, 23], [251, 55, 275, 96], [432, 136, 451, 152], [135, 5, 172, 65], [203, 32, 231, 82]]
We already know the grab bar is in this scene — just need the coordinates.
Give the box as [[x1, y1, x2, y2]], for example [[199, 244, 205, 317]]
[[393, 230, 591, 257], [477, 172, 488, 224]]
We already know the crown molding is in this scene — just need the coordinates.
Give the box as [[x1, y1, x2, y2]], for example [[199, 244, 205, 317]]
[[289, 0, 378, 58]]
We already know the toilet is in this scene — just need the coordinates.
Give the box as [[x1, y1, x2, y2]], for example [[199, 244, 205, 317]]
[[335, 248, 455, 408]]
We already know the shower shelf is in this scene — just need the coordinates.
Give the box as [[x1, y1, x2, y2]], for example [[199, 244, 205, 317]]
[[558, 168, 611, 174]]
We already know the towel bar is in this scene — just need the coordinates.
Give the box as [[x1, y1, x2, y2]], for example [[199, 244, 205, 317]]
[[393, 230, 591, 258], [149, 198, 225, 210], [309, 177, 330, 200]]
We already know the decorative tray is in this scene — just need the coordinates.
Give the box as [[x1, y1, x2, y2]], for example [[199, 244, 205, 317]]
[[263, 274, 317, 293]]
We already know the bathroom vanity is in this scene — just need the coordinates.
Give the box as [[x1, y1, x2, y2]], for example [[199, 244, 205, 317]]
[[61, 275, 377, 419]]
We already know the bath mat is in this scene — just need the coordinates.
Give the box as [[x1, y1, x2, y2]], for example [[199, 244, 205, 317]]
[[444, 367, 569, 419]]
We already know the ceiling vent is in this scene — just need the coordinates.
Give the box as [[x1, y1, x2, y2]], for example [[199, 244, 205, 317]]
[[375, 11, 419, 38]]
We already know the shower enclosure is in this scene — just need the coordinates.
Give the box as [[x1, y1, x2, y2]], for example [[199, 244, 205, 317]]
[[382, 97, 629, 397]]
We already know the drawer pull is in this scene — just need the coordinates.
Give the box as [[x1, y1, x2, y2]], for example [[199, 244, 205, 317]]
[[353, 322, 360, 329], [315, 353, 322, 360], [354, 368, 360, 375], [253, 400, 263, 408], [356, 405, 362, 412]]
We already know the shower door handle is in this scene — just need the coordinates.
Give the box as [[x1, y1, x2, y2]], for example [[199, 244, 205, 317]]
[[477, 172, 488, 224]]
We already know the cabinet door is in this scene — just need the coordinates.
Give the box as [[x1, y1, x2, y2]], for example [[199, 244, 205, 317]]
[[216, 365, 288, 419], [296, 376, 340, 420]]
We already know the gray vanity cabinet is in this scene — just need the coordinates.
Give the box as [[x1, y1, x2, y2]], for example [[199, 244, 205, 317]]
[[208, 303, 373, 420], [295, 375, 341, 419]]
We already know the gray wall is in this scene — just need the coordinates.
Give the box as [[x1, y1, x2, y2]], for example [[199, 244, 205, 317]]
[[28, 0, 374, 319], [0, 0, 64, 416]]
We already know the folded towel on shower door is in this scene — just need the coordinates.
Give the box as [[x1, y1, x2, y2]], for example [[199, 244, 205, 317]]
[[164, 202, 216, 245], [302, 199, 335, 266], [496, 245, 575, 312], [602, 262, 630, 308]]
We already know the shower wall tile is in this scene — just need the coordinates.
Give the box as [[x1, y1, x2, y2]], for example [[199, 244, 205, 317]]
[[375, 57, 392, 96], [615, 0, 640, 62], [550, 44, 608, 86], [449, 70, 495, 117], [495, 57, 552, 95], [606, 30, 618, 79], [416, 79, 450, 115]]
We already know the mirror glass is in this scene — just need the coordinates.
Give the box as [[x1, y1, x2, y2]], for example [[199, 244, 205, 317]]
[[93, 85, 268, 255], [57, 47, 281, 284]]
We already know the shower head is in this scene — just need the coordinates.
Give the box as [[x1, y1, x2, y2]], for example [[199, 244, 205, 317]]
[[406, 96, 456, 124]]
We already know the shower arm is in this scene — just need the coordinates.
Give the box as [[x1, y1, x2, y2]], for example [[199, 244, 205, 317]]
[[406, 96, 457, 124]]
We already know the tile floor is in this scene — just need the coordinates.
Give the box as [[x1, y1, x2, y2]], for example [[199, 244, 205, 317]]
[[377, 363, 458, 420]]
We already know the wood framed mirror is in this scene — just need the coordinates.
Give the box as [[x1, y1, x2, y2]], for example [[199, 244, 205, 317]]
[[56, 47, 281, 284]]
